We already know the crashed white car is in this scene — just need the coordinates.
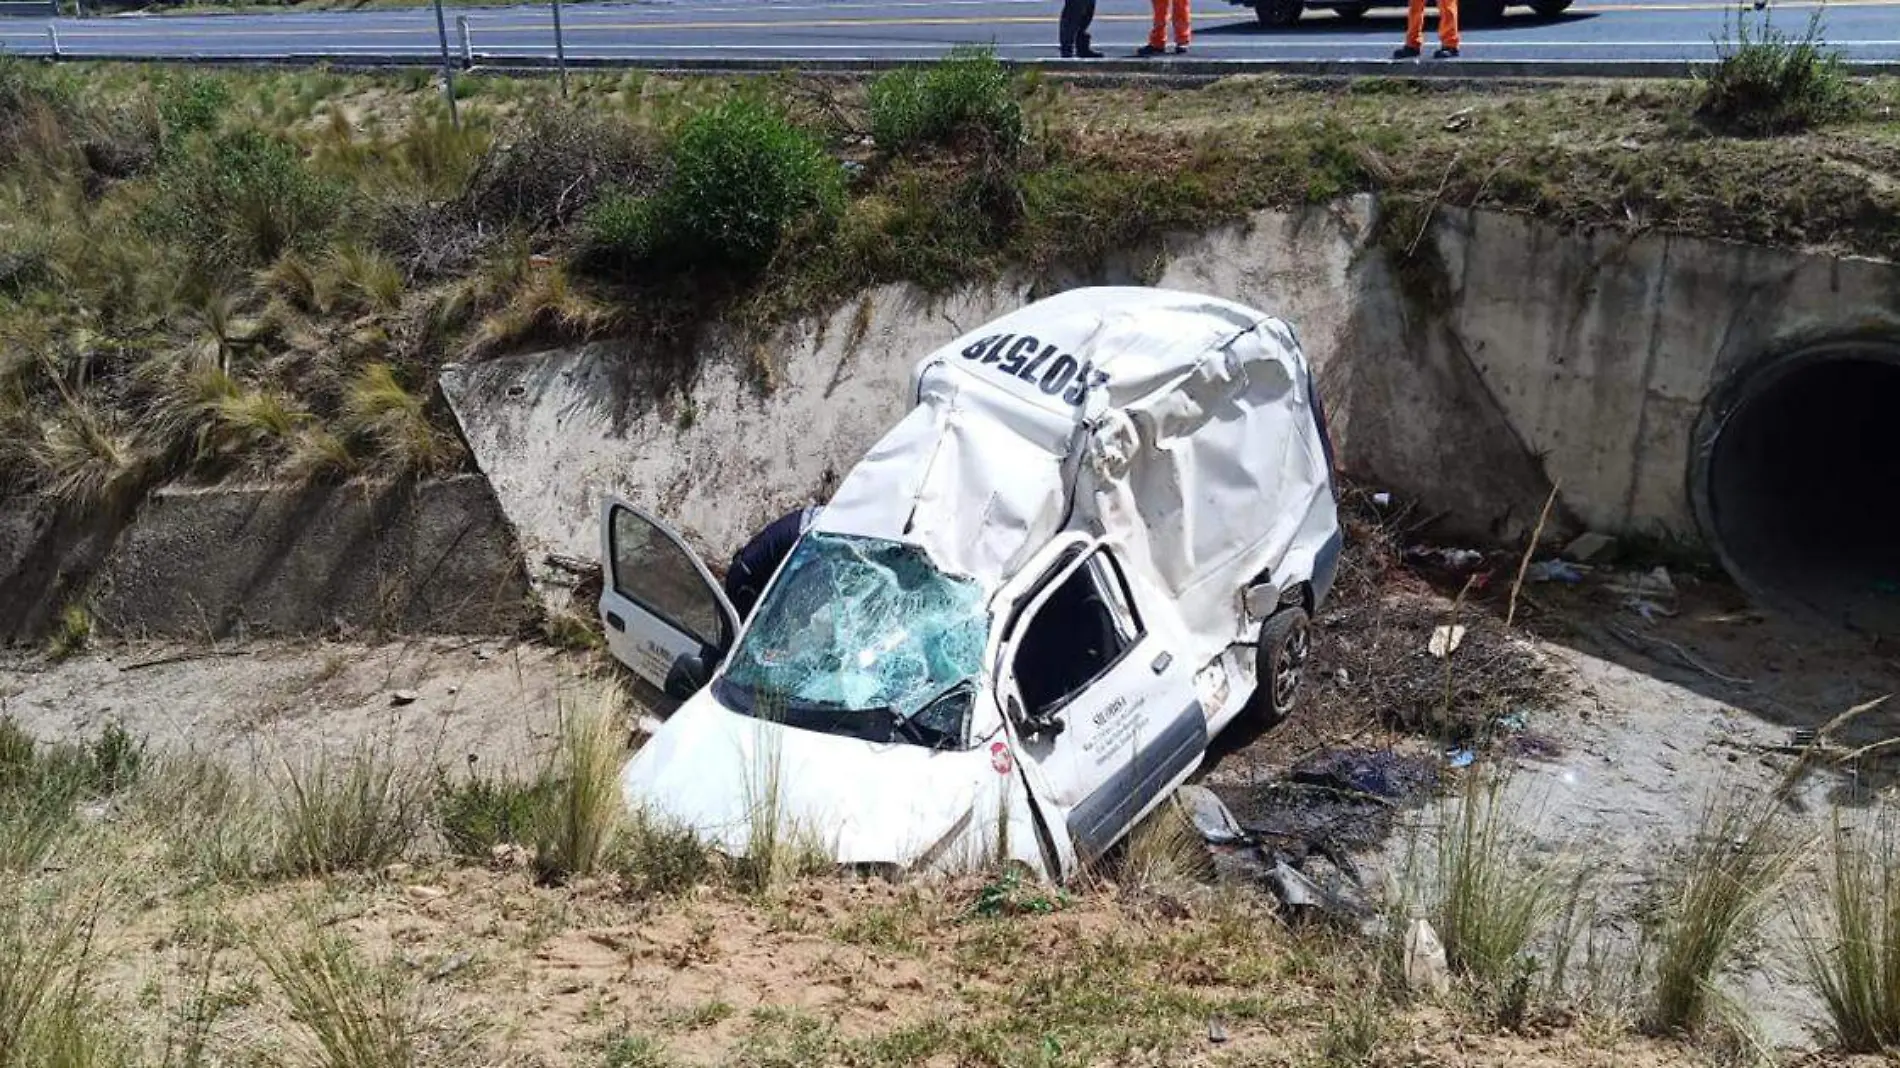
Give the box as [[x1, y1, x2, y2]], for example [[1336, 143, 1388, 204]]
[[599, 287, 1342, 881]]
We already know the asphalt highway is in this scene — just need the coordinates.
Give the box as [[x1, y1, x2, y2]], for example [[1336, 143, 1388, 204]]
[[0, 0, 1896, 68]]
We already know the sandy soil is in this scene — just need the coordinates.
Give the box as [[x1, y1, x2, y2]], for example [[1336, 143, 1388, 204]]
[[4, 555, 1897, 1058]]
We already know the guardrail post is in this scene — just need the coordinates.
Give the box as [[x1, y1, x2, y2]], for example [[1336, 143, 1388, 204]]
[[456, 15, 472, 68], [550, 0, 568, 98], [430, 0, 460, 128], [46, 23, 59, 57]]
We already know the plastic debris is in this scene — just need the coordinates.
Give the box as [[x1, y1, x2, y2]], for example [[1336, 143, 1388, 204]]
[[1624, 597, 1676, 623], [1428, 624, 1467, 658], [1525, 560, 1586, 584], [1563, 532, 1617, 562], [1408, 546, 1484, 570], [390, 689, 419, 706], [1178, 785, 1248, 844], [1496, 710, 1529, 732], [1404, 919, 1452, 996], [1446, 748, 1476, 769], [1371, 492, 1392, 507], [1268, 859, 1325, 909], [1207, 1018, 1230, 1044]]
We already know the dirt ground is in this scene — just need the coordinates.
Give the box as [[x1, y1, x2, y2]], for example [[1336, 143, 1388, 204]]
[[4, 545, 1899, 1060]]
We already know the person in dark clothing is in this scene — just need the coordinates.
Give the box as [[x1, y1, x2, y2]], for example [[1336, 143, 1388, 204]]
[[1059, 0, 1103, 58], [724, 505, 821, 621]]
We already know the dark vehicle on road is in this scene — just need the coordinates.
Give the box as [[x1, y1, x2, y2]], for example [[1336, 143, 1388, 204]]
[[1239, 0, 1571, 27]]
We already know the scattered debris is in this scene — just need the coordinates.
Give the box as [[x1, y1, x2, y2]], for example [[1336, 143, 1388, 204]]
[[1446, 748, 1476, 769], [1624, 597, 1676, 623], [1372, 492, 1393, 507], [1604, 622, 1753, 686], [390, 689, 419, 706], [1563, 532, 1617, 563], [1610, 566, 1677, 599], [1404, 919, 1452, 996], [1429, 625, 1467, 658], [1207, 1017, 1230, 1044], [428, 951, 474, 981], [1443, 107, 1474, 131], [1408, 546, 1484, 571], [1525, 560, 1586, 584]]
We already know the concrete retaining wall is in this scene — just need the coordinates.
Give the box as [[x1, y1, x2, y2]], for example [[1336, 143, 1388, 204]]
[[442, 199, 1900, 597], [0, 475, 534, 642]]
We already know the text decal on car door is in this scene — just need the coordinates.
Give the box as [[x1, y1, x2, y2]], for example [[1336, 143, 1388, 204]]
[[959, 334, 1109, 407]]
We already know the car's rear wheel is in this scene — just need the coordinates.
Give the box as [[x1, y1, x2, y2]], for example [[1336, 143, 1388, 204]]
[[1248, 606, 1311, 726], [1528, 0, 1571, 15], [1256, 0, 1305, 27], [1462, 0, 1506, 24], [1333, 2, 1368, 19]]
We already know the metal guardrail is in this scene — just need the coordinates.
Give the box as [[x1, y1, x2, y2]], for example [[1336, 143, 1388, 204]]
[[0, 0, 55, 16]]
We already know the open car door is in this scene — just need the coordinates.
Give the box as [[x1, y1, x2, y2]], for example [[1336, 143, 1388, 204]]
[[998, 542, 1205, 874], [598, 497, 740, 699]]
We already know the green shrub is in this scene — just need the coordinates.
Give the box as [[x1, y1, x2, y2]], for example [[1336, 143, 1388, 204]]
[[580, 188, 656, 268], [1696, 8, 1855, 136], [148, 129, 345, 267], [436, 768, 554, 860], [0, 720, 144, 873], [869, 48, 1023, 154], [158, 74, 231, 141], [643, 98, 844, 271]]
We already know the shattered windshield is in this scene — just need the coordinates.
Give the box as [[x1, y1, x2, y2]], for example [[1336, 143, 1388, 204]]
[[716, 533, 988, 749]]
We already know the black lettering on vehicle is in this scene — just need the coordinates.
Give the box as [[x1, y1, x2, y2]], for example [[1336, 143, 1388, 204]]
[[1064, 365, 1109, 406], [998, 336, 1039, 375], [980, 334, 1013, 365], [1039, 354, 1078, 397], [960, 335, 996, 360], [1018, 343, 1056, 383]]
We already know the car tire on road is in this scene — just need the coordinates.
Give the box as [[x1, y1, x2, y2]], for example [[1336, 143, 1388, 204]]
[[1331, 2, 1369, 19], [1255, 0, 1305, 27], [1528, 0, 1571, 15], [1249, 606, 1311, 726]]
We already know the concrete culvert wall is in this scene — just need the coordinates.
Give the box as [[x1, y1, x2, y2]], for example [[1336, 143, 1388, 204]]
[[1695, 340, 1900, 636]]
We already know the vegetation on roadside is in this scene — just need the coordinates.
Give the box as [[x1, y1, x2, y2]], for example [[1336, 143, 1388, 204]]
[[4, 55, 1896, 509], [1697, 7, 1857, 136]]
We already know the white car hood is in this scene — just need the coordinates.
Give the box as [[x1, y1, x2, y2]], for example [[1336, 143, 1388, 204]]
[[621, 690, 997, 868]]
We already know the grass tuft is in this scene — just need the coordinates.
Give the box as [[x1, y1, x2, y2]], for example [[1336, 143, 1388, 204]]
[[0, 881, 120, 1068], [46, 603, 93, 662], [436, 766, 553, 861], [1644, 786, 1802, 1034], [869, 47, 1023, 154], [339, 363, 457, 477], [1696, 7, 1856, 136], [1798, 810, 1900, 1052], [254, 922, 428, 1068], [533, 684, 629, 882], [272, 742, 428, 878]]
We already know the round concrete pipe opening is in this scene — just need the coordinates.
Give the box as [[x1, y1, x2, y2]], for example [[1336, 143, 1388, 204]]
[[1694, 339, 1900, 635]]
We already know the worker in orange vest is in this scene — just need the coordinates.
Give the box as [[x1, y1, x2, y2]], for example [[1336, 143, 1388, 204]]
[[1393, 0, 1458, 58], [1137, 0, 1189, 56]]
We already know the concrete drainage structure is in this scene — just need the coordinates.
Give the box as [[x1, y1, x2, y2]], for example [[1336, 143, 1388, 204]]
[[1692, 335, 1900, 634], [444, 196, 1900, 638]]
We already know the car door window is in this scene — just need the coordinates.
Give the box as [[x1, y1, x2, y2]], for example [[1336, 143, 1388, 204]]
[[1012, 553, 1143, 718], [610, 505, 729, 649]]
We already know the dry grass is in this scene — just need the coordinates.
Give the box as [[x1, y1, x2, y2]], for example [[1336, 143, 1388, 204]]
[[533, 683, 629, 882], [1798, 809, 1900, 1052], [254, 921, 432, 1068], [1115, 797, 1212, 894], [272, 741, 428, 878], [0, 880, 120, 1068], [1419, 770, 1577, 1002], [1644, 787, 1804, 1035], [338, 363, 457, 477]]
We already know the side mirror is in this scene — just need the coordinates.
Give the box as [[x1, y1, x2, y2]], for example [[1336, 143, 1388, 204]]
[[1006, 694, 1065, 740], [662, 652, 709, 700]]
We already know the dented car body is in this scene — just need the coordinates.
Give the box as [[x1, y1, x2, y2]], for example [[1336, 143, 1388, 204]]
[[599, 287, 1342, 881]]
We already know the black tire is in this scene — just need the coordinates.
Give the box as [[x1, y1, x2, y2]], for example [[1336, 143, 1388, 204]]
[[1248, 606, 1311, 726], [1255, 0, 1304, 27], [1333, 2, 1368, 19], [1528, 0, 1570, 15], [1462, 0, 1506, 24]]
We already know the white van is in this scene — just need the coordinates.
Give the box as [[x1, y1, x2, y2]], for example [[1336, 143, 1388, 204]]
[[599, 287, 1342, 881]]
